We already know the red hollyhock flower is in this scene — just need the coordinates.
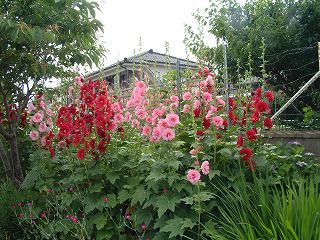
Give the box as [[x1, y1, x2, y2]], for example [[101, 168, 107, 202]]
[[246, 129, 257, 142], [265, 91, 274, 102], [237, 135, 243, 148], [254, 88, 262, 98], [264, 118, 273, 129], [59, 123, 72, 137], [251, 111, 260, 124], [240, 116, 246, 127], [196, 130, 205, 137], [77, 149, 85, 160], [256, 101, 269, 113], [193, 108, 201, 118], [228, 97, 236, 109], [240, 147, 252, 161], [202, 117, 211, 129]]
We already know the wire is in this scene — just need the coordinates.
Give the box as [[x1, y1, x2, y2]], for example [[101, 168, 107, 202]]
[[266, 42, 317, 58], [281, 60, 318, 72], [273, 71, 317, 87]]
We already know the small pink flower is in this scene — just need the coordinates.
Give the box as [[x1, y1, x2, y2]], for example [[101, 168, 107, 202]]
[[193, 100, 201, 109], [183, 92, 192, 101], [191, 75, 196, 79], [189, 149, 197, 155], [182, 104, 190, 113], [158, 119, 168, 129], [165, 113, 180, 127], [142, 125, 152, 136], [208, 105, 217, 112], [152, 127, 162, 139], [40, 101, 47, 109], [41, 136, 47, 146], [195, 89, 201, 97], [38, 122, 47, 133], [171, 103, 179, 108], [217, 97, 225, 106], [201, 161, 210, 175], [162, 128, 175, 141], [170, 95, 179, 102], [131, 119, 140, 129], [203, 92, 212, 103], [32, 112, 43, 123], [125, 112, 132, 122], [114, 113, 124, 123], [141, 223, 147, 231], [74, 76, 83, 86], [187, 169, 201, 184], [199, 80, 207, 89], [212, 116, 224, 127], [27, 102, 35, 113], [58, 141, 66, 148], [47, 118, 53, 126], [135, 80, 145, 89], [111, 103, 121, 113], [135, 108, 147, 119], [29, 130, 39, 141]]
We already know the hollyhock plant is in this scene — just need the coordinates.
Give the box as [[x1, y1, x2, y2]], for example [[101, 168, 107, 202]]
[[240, 148, 253, 161], [162, 128, 175, 141]]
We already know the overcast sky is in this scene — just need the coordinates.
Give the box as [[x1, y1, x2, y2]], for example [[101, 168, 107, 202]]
[[96, 0, 211, 67]]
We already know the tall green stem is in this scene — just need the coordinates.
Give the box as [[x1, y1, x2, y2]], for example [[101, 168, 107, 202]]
[[197, 183, 201, 240]]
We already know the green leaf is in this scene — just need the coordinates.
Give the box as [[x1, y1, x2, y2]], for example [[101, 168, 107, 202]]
[[131, 186, 149, 205], [218, 148, 232, 157], [154, 193, 180, 217], [118, 190, 130, 203], [209, 169, 221, 180], [160, 217, 185, 238]]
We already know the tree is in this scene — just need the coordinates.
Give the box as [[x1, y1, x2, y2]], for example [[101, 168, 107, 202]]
[[0, 0, 105, 186], [185, 0, 320, 110]]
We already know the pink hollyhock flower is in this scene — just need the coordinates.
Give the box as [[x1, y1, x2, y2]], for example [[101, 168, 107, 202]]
[[74, 76, 83, 86], [201, 161, 210, 175], [146, 117, 153, 123], [58, 141, 66, 148], [32, 112, 44, 123], [191, 75, 196, 79], [160, 107, 166, 116], [142, 125, 152, 136], [170, 95, 179, 102], [162, 128, 175, 141], [217, 97, 225, 106], [135, 108, 147, 119], [29, 130, 39, 141], [135, 80, 146, 89], [125, 112, 132, 122], [47, 118, 53, 126], [40, 101, 47, 109], [183, 92, 192, 101], [152, 108, 161, 118], [131, 119, 140, 129], [203, 92, 212, 103], [209, 105, 218, 112], [152, 127, 162, 140], [212, 116, 224, 127], [171, 103, 179, 108], [166, 113, 179, 127], [194, 100, 201, 109], [187, 169, 201, 184], [114, 113, 124, 123], [207, 75, 213, 82], [199, 80, 207, 89], [158, 119, 168, 129], [38, 122, 47, 133], [182, 104, 190, 113], [27, 102, 35, 113], [47, 109, 54, 117], [111, 103, 121, 113], [189, 149, 197, 155], [41, 137, 47, 146], [195, 89, 201, 97]]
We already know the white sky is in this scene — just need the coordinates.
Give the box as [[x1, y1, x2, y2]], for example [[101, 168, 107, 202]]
[[96, 0, 211, 67]]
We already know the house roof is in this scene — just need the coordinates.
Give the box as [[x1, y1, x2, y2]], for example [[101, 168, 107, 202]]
[[89, 49, 198, 77]]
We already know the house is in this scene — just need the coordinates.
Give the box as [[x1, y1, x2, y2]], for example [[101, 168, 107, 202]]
[[88, 49, 198, 89]]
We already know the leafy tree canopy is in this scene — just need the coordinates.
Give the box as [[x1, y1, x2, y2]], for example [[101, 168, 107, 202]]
[[185, 0, 320, 109], [0, 0, 105, 185]]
